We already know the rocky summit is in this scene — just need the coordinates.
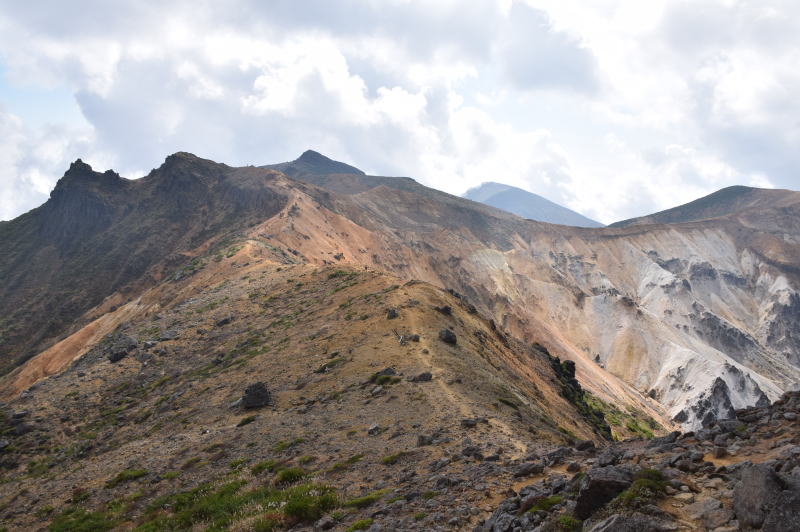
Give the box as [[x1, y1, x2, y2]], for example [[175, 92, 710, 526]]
[[0, 151, 798, 531]]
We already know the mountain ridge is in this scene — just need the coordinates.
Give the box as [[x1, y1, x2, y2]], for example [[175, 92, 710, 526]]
[[2, 151, 799, 431], [610, 185, 799, 227]]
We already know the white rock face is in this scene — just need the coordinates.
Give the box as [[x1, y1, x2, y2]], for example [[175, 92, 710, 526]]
[[452, 225, 800, 429]]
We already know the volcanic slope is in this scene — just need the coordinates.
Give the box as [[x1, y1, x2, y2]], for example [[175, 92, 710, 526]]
[[0, 251, 640, 531], [3, 152, 800, 434]]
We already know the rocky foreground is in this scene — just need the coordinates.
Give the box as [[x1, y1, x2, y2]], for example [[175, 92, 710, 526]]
[[480, 391, 800, 532]]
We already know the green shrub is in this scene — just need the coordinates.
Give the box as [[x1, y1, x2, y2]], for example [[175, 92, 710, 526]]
[[106, 469, 147, 488], [314, 358, 345, 373], [251, 460, 278, 475], [237, 415, 257, 427], [381, 451, 407, 465], [555, 515, 582, 532], [328, 453, 364, 473], [525, 495, 562, 513], [613, 474, 666, 509], [369, 373, 402, 385], [346, 518, 374, 531], [252, 516, 283, 531], [229, 458, 247, 469], [275, 467, 306, 485], [281, 485, 339, 521], [344, 489, 389, 509]]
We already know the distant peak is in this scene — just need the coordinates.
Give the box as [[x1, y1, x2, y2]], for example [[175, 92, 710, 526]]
[[296, 149, 328, 163], [277, 149, 365, 175], [164, 151, 202, 164]]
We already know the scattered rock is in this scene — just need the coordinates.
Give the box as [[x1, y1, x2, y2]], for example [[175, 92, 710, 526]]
[[215, 316, 233, 327], [408, 372, 432, 382], [513, 462, 544, 477]]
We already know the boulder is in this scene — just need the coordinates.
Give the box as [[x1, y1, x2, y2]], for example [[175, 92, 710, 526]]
[[733, 464, 782, 529], [241, 382, 271, 409], [215, 316, 233, 327], [513, 462, 544, 477], [574, 466, 633, 519], [439, 329, 457, 345], [386, 308, 399, 319], [408, 371, 432, 382]]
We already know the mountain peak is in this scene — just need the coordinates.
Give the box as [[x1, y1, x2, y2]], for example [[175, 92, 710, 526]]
[[296, 149, 329, 163], [63, 158, 94, 178], [265, 149, 365, 177], [54, 158, 123, 194]]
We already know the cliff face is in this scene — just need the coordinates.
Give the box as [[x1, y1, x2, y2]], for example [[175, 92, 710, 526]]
[[2, 152, 799, 432]]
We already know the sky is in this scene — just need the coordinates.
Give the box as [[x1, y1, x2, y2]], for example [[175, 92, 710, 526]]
[[0, 0, 798, 224]]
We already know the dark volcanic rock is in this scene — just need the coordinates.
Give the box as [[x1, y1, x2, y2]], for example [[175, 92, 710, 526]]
[[762, 489, 800, 532], [733, 464, 782, 529], [105, 333, 137, 363], [574, 466, 633, 519], [241, 382, 271, 409], [438, 329, 457, 345]]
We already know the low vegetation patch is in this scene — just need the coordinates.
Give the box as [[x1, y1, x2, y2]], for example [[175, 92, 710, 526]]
[[237, 415, 257, 427], [252, 460, 278, 475], [106, 469, 147, 488], [554, 515, 582, 532], [328, 453, 364, 473], [346, 518, 374, 531], [344, 489, 389, 509], [314, 358, 346, 374], [49, 507, 115, 532], [524, 495, 563, 514], [612, 469, 666, 509], [381, 451, 408, 465], [136, 481, 338, 531], [275, 467, 307, 485]]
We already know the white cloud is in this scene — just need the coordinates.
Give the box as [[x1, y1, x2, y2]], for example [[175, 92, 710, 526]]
[[0, 0, 798, 223]]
